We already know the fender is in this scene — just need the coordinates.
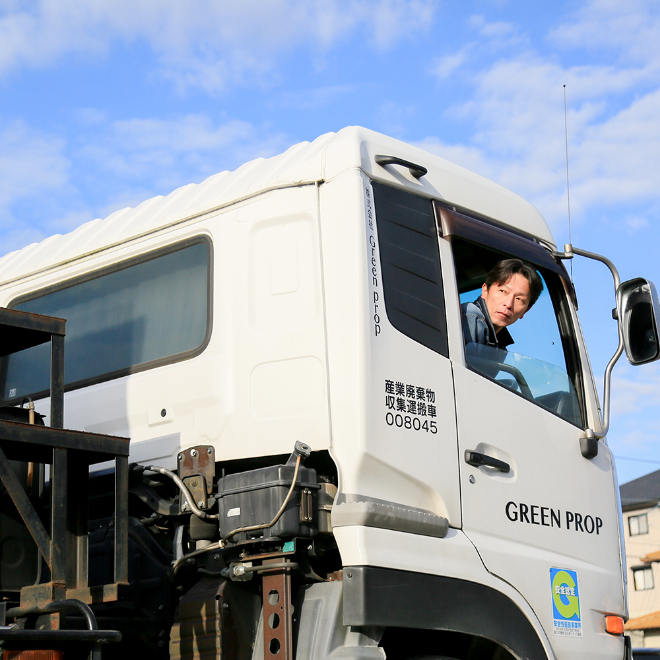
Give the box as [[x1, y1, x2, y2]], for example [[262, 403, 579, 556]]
[[342, 566, 549, 660]]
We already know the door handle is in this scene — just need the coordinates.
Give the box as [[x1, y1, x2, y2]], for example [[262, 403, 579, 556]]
[[465, 450, 510, 473]]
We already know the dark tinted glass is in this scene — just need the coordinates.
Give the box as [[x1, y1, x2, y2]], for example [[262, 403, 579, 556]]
[[371, 181, 448, 357]]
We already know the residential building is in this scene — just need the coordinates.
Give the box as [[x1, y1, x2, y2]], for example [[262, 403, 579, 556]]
[[621, 468, 660, 647]]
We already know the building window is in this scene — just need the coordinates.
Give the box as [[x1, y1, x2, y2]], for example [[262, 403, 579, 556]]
[[629, 513, 649, 536], [633, 566, 654, 591]]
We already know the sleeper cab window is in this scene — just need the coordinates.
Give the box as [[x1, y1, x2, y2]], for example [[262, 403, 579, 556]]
[[1, 238, 211, 401], [444, 212, 584, 429]]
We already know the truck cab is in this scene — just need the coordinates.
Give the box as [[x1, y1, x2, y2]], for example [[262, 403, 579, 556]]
[[0, 126, 651, 660]]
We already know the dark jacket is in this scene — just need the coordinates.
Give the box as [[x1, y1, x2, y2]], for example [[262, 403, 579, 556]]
[[461, 296, 514, 349]]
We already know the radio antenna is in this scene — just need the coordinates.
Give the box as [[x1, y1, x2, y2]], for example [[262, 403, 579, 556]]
[[563, 85, 573, 280]]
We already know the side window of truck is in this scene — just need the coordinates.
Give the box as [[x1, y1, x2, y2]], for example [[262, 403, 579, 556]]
[[447, 223, 585, 428], [1, 238, 211, 401]]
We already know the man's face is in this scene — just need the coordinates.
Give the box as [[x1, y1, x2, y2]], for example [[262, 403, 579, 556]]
[[481, 273, 531, 333]]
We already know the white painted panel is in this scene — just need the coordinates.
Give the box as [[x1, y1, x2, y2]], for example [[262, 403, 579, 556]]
[[250, 357, 324, 419], [320, 170, 461, 527], [453, 365, 625, 660], [269, 227, 299, 295], [333, 525, 557, 659], [249, 217, 318, 331]]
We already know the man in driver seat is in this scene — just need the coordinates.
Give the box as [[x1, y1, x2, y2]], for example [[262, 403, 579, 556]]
[[461, 259, 543, 349]]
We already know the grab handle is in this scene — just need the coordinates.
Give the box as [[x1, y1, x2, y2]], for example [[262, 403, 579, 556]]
[[375, 154, 427, 179]]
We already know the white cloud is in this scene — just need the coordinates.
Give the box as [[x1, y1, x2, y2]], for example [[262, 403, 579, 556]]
[[75, 108, 108, 125], [420, 1, 660, 224], [467, 15, 486, 29], [375, 100, 417, 138], [421, 35, 660, 230], [624, 215, 650, 232], [611, 364, 660, 416], [0, 0, 439, 91], [590, 365, 660, 463], [429, 49, 470, 80], [276, 85, 355, 111], [108, 116, 257, 153], [75, 114, 290, 194], [0, 112, 294, 259], [549, 0, 660, 67], [413, 137, 496, 178], [367, 0, 437, 49], [0, 119, 71, 223], [478, 20, 516, 39]]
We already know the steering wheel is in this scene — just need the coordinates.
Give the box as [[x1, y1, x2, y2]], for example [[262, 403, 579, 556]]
[[466, 354, 534, 400]]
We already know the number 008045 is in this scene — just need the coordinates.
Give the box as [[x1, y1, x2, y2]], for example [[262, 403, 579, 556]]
[[386, 412, 437, 433]]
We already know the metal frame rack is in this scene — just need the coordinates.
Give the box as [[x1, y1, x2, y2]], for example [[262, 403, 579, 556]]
[[0, 307, 130, 658]]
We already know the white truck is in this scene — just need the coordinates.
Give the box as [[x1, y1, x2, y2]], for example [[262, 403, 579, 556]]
[[0, 126, 657, 660]]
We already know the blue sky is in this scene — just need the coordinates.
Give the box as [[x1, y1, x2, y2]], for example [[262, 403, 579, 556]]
[[1, 0, 660, 484]]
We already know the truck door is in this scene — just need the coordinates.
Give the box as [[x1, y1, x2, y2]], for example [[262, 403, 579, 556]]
[[440, 206, 626, 658]]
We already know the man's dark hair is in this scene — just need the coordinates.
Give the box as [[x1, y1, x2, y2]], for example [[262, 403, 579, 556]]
[[484, 259, 544, 309]]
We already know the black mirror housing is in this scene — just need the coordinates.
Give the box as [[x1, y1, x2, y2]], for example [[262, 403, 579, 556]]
[[617, 277, 660, 365]]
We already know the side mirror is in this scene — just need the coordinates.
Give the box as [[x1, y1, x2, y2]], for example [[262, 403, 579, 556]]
[[616, 277, 660, 365]]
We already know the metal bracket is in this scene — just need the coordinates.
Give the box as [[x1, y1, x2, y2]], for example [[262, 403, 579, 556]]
[[300, 488, 313, 522], [262, 559, 293, 660], [177, 445, 215, 491], [177, 446, 215, 513], [182, 475, 208, 512]]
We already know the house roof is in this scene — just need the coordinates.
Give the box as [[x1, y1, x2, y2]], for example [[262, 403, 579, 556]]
[[626, 609, 660, 631], [620, 469, 660, 511]]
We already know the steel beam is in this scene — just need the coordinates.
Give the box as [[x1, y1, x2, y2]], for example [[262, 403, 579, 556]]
[[0, 444, 51, 566], [262, 561, 293, 660]]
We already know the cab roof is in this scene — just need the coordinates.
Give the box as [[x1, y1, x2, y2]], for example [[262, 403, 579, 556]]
[[0, 126, 554, 287]]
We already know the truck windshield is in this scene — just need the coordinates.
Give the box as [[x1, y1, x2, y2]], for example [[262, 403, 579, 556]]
[[453, 236, 584, 428]]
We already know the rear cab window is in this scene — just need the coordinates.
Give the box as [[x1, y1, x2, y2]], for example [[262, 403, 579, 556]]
[[1, 238, 211, 402]]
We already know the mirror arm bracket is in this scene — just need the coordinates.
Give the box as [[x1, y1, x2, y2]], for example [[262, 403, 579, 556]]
[[554, 243, 623, 442]]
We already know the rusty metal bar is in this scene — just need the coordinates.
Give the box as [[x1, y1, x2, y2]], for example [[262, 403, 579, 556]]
[[50, 333, 65, 429], [66, 583, 128, 605], [0, 307, 65, 358], [0, 443, 51, 566], [262, 561, 293, 660], [0, 628, 121, 643], [50, 448, 68, 584], [7, 598, 98, 630], [67, 452, 89, 590], [0, 420, 129, 461], [0, 307, 131, 617], [114, 455, 129, 584], [0, 307, 65, 336]]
